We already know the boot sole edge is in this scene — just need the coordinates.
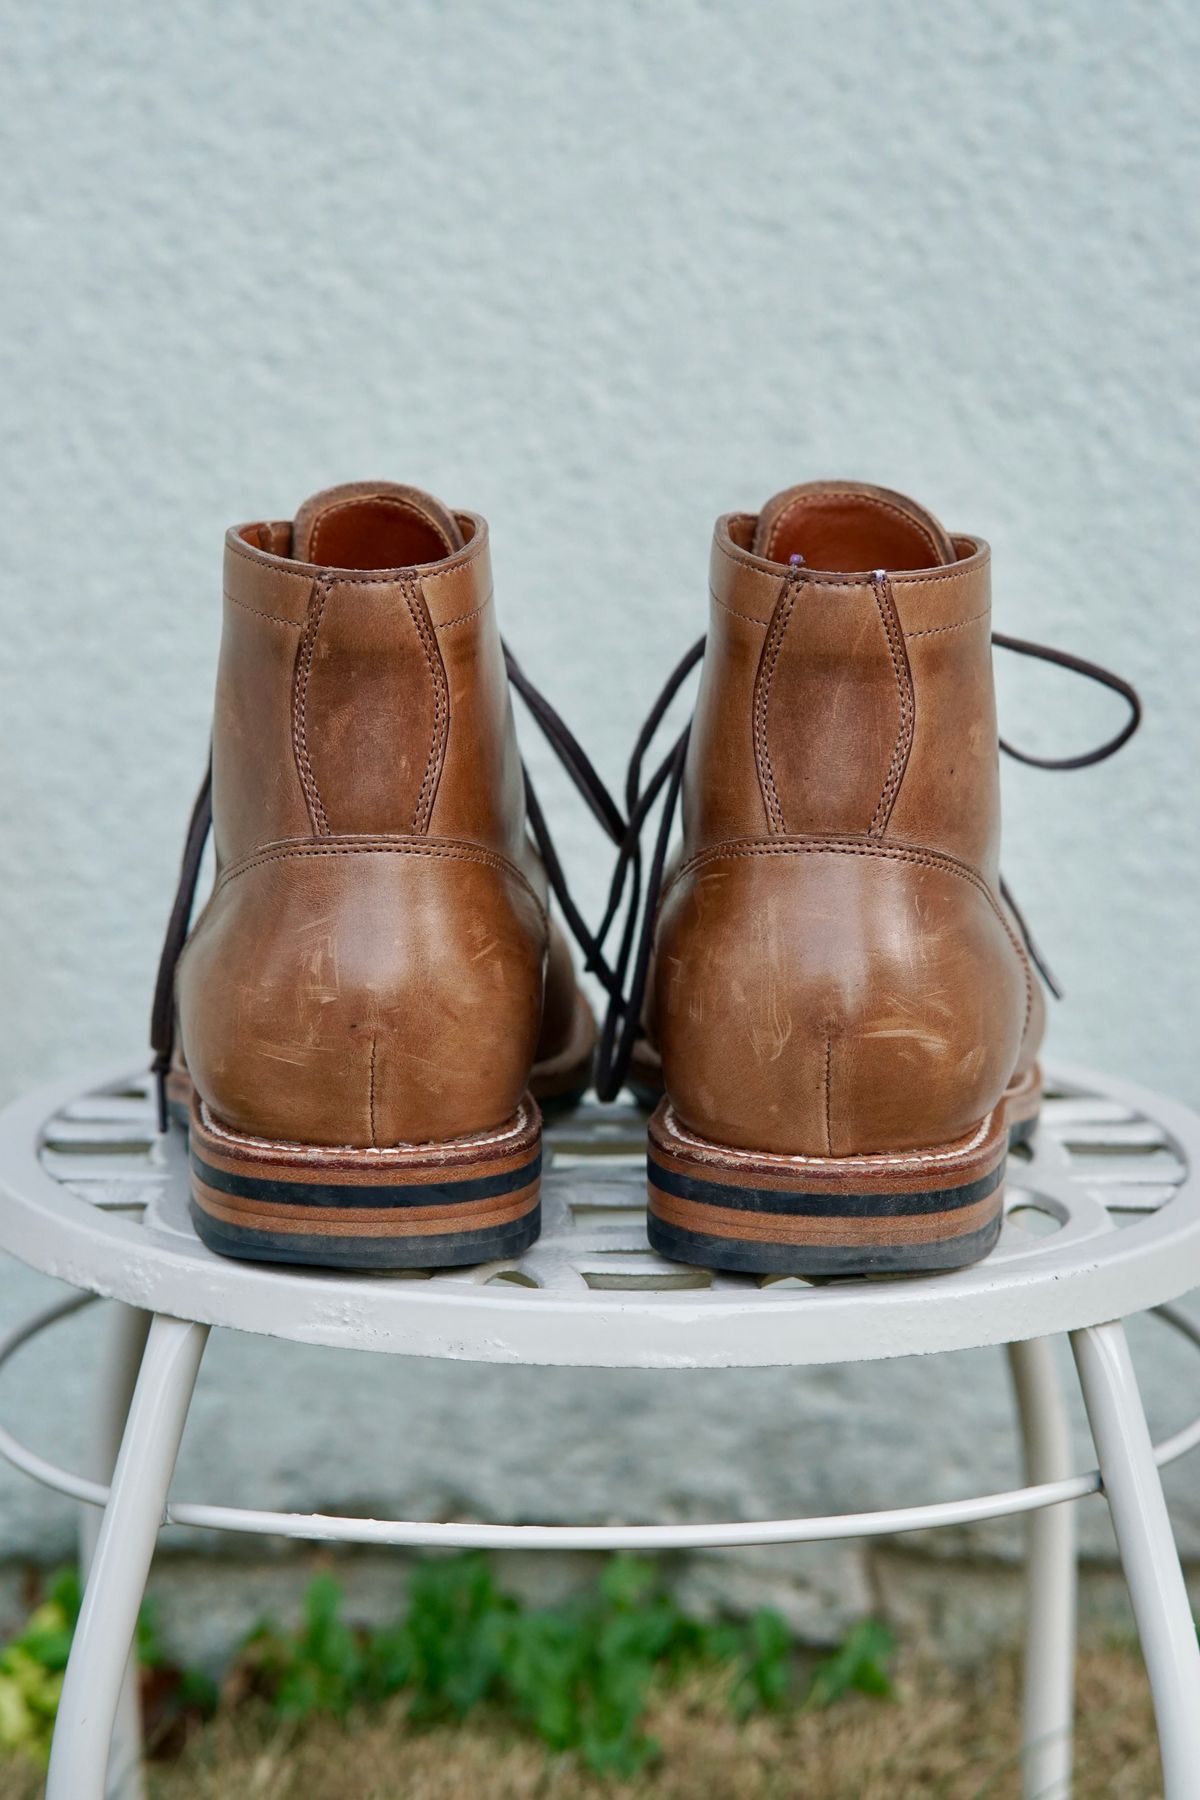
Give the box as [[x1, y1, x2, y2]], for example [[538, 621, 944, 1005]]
[[188, 1097, 542, 1270], [645, 1087, 1034, 1278]]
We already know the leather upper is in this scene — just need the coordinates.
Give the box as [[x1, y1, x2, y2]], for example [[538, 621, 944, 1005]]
[[177, 483, 577, 1148], [653, 482, 1041, 1157]]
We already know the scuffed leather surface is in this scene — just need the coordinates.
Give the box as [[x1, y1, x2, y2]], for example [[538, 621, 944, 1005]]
[[180, 842, 546, 1146], [656, 840, 1029, 1156], [656, 495, 1037, 1157], [181, 490, 580, 1147]]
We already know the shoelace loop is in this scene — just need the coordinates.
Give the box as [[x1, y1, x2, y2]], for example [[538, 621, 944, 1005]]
[[592, 629, 1142, 1102], [149, 644, 624, 1132]]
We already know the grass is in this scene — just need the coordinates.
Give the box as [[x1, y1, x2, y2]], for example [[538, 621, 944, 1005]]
[[0, 1556, 1165, 1797], [0, 1556, 894, 1781], [2, 1645, 1162, 1799]]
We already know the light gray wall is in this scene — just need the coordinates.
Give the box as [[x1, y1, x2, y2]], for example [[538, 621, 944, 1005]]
[[0, 0, 1197, 1627]]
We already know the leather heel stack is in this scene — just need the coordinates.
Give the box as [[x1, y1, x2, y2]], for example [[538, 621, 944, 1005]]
[[150, 482, 601, 1274], [646, 1101, 1013, 1278], [188, 1096, 542, 1270]]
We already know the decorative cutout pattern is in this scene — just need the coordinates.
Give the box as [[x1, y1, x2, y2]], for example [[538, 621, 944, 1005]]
[[34, 1076, 1191, 1293]]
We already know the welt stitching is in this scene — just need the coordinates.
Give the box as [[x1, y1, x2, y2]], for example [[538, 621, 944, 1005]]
[[868, 573, 915, 836], [709, 587, 769, 626], [904, 607, 991, 640], [223, 590, 303, 629], [764, 489, 944, 564], [403, 575, 449, 833], [670, 838, 1033, 1034], [292, 577, 332, 835], [434, 588, 494, 630], [753, 574, 799, 833]]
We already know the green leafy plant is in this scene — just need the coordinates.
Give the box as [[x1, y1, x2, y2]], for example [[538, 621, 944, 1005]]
[[0, 1569, 81, 1766], [373, 1549, 517, 1720], [803, 1616, 896, 1710], [499, 1553, 712, 1774], [0, 1554, 895, 1779], [0, 1567, 216, 1769], [241, 1571, 368, 1720], [733, 1606, 794, 1716], [241, 1555, 893, 1777]]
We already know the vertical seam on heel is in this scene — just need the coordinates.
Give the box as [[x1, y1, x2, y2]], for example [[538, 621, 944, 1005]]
[[752, 572, 800, 834], [293, 575, 333, 835], [404, 574, 449, 833], [869, 571, 916, 837], [823, 1035, 834, 1156]]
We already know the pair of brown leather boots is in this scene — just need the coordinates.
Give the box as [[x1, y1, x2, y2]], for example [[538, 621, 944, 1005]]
[[151, 479, 1138, 1279]]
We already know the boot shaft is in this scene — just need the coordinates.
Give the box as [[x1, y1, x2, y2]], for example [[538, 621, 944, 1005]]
[[650, 482, 1033, 1164], [688, 484, 1000, 880], [213, 484, 526, 870], [174, 483, 577, 1154]]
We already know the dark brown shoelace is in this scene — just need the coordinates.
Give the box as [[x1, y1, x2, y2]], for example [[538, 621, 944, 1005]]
[[148, 761, 213, 1128], [150, 629, 1141, 1124], [590, 632, 1142, 1102], [148, 644, 626, 1131]]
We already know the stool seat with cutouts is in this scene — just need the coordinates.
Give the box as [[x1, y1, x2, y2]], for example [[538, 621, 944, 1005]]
[[2, 1058, 1199, 1798]]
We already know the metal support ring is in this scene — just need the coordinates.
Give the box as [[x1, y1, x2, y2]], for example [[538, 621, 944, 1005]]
[[2, 1294, 1198, 1553]]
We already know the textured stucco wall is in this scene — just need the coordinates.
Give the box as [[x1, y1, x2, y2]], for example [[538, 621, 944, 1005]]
[[1, 1, 1198, 1634]]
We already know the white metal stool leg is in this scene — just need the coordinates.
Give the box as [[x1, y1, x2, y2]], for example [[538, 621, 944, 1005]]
[[48, 1313, 208, 1800], [1072, 1320, 1200, 1799], [82, 1304, 152, 1800], [1008, 1336, 1077, 1800]]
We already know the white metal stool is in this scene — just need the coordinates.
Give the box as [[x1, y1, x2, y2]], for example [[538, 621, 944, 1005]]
[[1, 1060, 1199, 1800]]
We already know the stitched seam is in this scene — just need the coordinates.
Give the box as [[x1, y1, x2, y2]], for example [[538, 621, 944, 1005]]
[[292, 577, 332, 835], [199, 1096, 536, 1158], [709, 587, 769, 627], [659, 1103, 997, 1171], [223, 590, 303, 629], [668, 836, 1034, 1035], [763, 489, 946, 565], [753, 574, 799, 833], [434, 588, 494, 630], [889, 563, 986, 588], [368, 1034, 378, 1150], [787, 568, 977, 590], [403, 575, 449, 832], [765, 492, 945, 565], [308, 493, 454, 564], [904, 606, 991, 640], [824, 1037, 833, 1155], [226, 535, 309, 573], [214, 840, 548, 925], [714, 530, 986, 586], [227, 532, 485, 583], [868, 573, 915, 836]]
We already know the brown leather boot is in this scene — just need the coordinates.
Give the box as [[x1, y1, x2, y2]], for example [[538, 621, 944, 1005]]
[[596, 481, 1138, 1277], [152, 482, 598, 1269]]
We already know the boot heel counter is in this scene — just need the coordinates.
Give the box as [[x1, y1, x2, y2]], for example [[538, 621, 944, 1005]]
[[178, 842, 546, 1148], [654, 841, 1029, 1156]]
